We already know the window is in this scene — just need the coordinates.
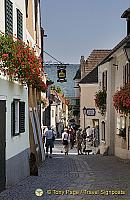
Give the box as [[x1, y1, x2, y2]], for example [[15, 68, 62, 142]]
[[11, 100, 25, 136], [102, 71, 107, 91], [17, 9, 23, 40], [5, 0, 13, 35], [76, 99, 80, 106], [116, 116, 126, 134], [123, 63, 130, 85], [34, 0, 38, 31], [101, 121, 105, 141], [25, 0, 28, 18]]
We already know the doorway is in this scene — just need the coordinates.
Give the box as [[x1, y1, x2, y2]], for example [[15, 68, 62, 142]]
[[0, 100, 6, 192]]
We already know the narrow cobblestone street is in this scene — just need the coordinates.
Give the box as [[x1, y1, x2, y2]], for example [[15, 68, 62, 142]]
[[0, 139, 130, 200]]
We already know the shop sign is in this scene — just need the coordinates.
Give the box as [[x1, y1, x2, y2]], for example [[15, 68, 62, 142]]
[[86, 108, 96, 116]]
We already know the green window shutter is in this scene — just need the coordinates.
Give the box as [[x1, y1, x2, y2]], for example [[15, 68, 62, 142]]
[[17, 9, 23, 40], [5, 0, 13, 35], [11, 101, 15, 136], [19, 102, 25, 133]]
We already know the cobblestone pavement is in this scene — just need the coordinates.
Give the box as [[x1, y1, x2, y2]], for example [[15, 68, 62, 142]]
[[0, 139, 130, 200]]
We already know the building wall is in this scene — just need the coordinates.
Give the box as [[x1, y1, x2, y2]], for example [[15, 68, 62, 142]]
[[114, 49, 130, 159], [0, 0, 26, 40], [98, 46, 130, 159], [0, 77, 29, 187], [98, 60, 115, 155], [0, 1, 5, 32], [50, 105, 57, 130], [26, 0, 34, 39], [80, 84, 99, 129], [26, 0, 41, 55]]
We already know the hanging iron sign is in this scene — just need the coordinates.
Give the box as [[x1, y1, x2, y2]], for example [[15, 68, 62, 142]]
[[57, 65, 67, 82]]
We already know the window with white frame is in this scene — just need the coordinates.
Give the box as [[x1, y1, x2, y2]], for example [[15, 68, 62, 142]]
[[11, 100, 25, 136]]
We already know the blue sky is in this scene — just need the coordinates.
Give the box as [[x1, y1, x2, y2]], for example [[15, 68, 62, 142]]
[[41, 0, 130, 64]]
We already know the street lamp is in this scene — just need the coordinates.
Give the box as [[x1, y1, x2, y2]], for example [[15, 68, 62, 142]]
[[124, 42, 130, 61], [83, 106, 86, 131]]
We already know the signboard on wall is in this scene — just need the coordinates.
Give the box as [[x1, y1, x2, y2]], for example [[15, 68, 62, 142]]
[[86, 108, 96, 116]]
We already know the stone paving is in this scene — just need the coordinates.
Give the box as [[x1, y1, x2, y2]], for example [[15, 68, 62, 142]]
[[0, 139, 130, 200]]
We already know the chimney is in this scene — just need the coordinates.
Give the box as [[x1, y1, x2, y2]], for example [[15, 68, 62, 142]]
[[121, 8, 130, 36], [80, 56, 85, 79]]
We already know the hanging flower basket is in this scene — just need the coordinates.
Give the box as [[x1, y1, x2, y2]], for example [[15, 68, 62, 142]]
[[0, 33, 47, 93], [94, 90, 107, 115], [113, 83, 130, 115]]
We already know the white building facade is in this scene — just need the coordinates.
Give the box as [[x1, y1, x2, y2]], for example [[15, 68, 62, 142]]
[[0, 0, 30, 190]]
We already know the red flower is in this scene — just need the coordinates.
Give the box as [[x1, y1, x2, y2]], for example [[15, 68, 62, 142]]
[[2, 53, 8, 57], [0, 34, 47, 92], [113, 83, 130, 115]]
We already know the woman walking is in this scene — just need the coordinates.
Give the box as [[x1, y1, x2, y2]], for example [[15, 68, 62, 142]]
[[62, 128, 69, 155], [76, 127, 83, 155]]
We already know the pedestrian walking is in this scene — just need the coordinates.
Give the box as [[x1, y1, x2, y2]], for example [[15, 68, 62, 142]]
[[69, 127, 75, 149], [62, 128, 69, 155], [83, 127, 93, 155], [76, 127, 83, 155], [86, 126, 92, 138], [82, 129, 87, 152], [45, 126, 55, 158]]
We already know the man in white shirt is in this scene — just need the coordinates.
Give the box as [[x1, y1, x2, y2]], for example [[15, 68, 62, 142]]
[[45, 127, 55, 158]]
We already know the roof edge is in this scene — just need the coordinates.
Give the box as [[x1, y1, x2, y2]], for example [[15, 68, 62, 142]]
[[97, 35, 130, 66]]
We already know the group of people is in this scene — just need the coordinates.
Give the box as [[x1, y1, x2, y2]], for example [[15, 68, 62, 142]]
[[61, 127, 76, 155], [43, 125, 99, 157], [62, 126, 97, 155]]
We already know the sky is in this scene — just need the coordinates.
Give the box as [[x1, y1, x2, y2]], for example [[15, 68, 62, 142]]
[[41, 0, 130, 64]]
